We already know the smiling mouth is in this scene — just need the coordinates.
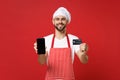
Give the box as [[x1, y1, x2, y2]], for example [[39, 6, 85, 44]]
[[58, 24, 63, 27], [58, 23, 64, 27]]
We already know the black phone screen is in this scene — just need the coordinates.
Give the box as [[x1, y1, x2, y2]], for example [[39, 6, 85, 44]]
[[36, 38, 45, 54]]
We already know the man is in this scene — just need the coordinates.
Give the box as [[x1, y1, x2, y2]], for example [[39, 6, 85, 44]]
[[34, 7, 88, 80]]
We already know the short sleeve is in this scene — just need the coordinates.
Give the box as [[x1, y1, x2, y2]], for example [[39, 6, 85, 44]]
[[44, 34, 53, 54], [68, 34, 81, 54], [74, 44, 80, 53]]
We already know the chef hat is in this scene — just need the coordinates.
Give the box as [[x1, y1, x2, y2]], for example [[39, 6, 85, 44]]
[[53, 7, 71, 24]]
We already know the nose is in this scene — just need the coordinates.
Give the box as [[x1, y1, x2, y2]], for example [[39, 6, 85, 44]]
[[58, 19, 62, 23]]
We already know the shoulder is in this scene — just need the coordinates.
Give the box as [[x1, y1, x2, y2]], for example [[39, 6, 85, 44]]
[[68, 34, 82, 44], [68, 34, 79, 39], [44, 34, 54, 39], [44, 34, 54, 45]]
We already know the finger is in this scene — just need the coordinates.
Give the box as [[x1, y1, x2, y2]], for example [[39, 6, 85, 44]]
[[34, 46, 37, 50], [84, 43, 88, 51], [34, 42, 38, 53], [34, 43, 37, 50], [85, 44, 88, 51], [34, 47, 38, 53], [34, 42, 37, 46], [81, 43, 87, 52]]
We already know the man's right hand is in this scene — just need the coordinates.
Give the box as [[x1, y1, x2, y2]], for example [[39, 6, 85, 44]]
[[34, 42, 38, 53], [34, 42, 48, 64]]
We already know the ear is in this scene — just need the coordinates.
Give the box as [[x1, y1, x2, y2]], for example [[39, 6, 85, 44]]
[[66, 20, 69, 24]]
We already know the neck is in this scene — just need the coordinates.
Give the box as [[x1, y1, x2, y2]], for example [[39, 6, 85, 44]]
[[55, 29, 66, 39]]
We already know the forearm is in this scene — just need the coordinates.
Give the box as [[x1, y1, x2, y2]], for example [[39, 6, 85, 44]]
[[38, 54, 47, 65], [76, 50, 88, 64], [80, 52, 88, 64]]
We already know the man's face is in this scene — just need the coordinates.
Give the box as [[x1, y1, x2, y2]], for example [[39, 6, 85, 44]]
[[53, 15, 68, 32]]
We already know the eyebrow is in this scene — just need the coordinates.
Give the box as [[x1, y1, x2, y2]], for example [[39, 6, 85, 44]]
[[55, 17, 66, 20]]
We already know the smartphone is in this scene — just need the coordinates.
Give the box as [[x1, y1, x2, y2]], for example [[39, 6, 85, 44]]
[[73, 39, 82, 45], [36, 38, 45, 54]]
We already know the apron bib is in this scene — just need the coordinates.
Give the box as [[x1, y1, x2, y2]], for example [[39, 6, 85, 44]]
[[45, 34, 75, 80]]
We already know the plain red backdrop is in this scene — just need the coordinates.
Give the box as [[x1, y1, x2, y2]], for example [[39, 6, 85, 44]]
[[0, 0, 120, 80]]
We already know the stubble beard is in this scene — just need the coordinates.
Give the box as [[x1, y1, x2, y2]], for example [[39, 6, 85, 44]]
[[54, 24, 66, 32]]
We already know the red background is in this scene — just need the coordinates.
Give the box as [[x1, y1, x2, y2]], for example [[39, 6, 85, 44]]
[[0, 0, 120, 80]]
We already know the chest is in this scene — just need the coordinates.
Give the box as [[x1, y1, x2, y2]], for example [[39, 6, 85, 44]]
[[53, 38, 69, 48]]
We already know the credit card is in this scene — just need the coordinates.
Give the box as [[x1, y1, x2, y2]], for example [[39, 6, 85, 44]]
[[73, 39, 82, 45]]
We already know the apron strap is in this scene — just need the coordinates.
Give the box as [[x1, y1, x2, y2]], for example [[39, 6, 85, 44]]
[[51, 34, 70, 48]]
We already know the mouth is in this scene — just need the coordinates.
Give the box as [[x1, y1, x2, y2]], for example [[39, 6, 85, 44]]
[[57, 23, 64, 27], [58, 24, 63, 27]]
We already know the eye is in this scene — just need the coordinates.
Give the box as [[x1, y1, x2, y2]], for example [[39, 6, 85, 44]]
[[55, 18, 59, 21], [61, 18, 66, 21]]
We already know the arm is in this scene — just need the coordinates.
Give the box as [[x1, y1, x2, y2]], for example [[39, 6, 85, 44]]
[[34, 42, 47, 65], [76, 43, 88, 64], [37, 53, 47, 65]]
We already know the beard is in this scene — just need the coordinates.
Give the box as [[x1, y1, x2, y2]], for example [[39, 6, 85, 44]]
[[54, 23, 66, 32]]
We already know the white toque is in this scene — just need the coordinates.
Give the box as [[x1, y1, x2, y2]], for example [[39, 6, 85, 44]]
[[53, 7, 71, 24]]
